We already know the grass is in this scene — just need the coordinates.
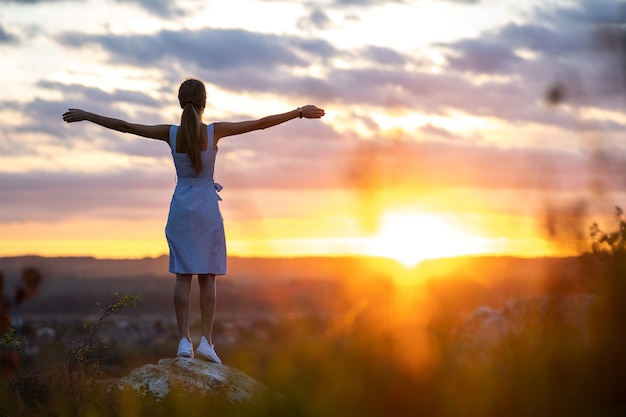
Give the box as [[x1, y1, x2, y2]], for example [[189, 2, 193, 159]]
[[3, 252, 626, 416]]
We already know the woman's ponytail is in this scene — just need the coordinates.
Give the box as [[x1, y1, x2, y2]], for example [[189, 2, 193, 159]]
[[180, 102, 202, 175], [178, 79, 207, 176]]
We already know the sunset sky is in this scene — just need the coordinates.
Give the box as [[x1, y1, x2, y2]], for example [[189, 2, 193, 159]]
[[1, 0, 624, 266]]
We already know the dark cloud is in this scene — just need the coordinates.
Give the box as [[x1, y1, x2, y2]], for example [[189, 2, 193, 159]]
[[554, 0, 625, 24], [330, 0, 479, 6], [497, 23, 591, 57], [38, 81, 161, 108], [27, 0, 626, 158], [309, 9, 332, 29], [442, 38, 523, 74], [439, 21, 593, 76], [0, 121, 345, 223], [10, 83, 163, 146], [291, 37, 338, 61], [432, 0, 624, 125], [0, 0, 180, 13], [114, 0, 187, 17], [361, 45, 409, 66], [298, 8, 333, 30], [333, 0, 405, 5], [54, 26, 345, 104], [0, 84, 176, 168], [6, 0, 626, 253], [40, 12, 626, 143], [204, 62, 623, 133], [6, 114, 626, 221], [57, 28, 337, 71], [0, 0, 69, 3], [0, 170, 172, 223], [3, 135, 620, 224], [0, 25, 18, 44], [418, 124, 458, 140], [4, 85, 625, 227], [0, 99, 83, 155]]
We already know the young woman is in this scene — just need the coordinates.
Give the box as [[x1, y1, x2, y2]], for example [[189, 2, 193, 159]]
[[62, 78, 325, 363]]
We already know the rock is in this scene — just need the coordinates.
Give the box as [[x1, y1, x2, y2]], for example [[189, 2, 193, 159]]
[[449, 294, 595, 370], [111, 357, 292, 416]]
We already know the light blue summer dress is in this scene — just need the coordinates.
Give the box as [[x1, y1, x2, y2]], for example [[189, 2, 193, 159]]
[[165, 124, 227, 275]]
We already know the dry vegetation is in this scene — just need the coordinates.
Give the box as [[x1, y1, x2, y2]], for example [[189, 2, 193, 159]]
[[2, 224, 626, 417]]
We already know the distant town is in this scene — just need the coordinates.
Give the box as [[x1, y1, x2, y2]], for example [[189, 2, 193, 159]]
[[2, 254, 596, 377]]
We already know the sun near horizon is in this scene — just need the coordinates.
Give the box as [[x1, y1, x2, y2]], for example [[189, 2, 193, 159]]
[[0, 205, 580, 271], [361, 210, 492, 267]]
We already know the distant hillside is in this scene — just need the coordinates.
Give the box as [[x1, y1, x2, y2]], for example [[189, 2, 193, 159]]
[[0, 254, 402, 282], [0, 255, 402, 316], [0, 254, 600, 320], [0, 255, 171, 280]]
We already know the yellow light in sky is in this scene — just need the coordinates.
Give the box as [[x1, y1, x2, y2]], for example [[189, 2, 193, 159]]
[[364, 211, 490, 267]]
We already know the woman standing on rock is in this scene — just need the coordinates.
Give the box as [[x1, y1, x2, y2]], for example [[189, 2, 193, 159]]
[[63, 78, 325, 363]]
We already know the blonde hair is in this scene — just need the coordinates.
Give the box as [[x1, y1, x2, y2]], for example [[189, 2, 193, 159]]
[[177, 79, 207, 175]]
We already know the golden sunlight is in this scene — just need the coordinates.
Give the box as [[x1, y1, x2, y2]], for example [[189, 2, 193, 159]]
[[364, 211, 490, 267]]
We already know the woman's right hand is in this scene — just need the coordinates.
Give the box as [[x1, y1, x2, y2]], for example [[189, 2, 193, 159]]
[[62, 108, 88, 123]]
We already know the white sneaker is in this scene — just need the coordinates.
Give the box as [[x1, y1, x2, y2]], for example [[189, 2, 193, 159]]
[[195, 336, 222, 364], [177, 337, 194, 358]]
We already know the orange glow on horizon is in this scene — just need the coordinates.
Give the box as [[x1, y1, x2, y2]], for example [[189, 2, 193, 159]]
[[0, 209, 582, 262], [362, 211, 492, 267]]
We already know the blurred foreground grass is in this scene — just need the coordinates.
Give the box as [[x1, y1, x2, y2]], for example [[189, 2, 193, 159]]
[[2, 251, 626, 417]]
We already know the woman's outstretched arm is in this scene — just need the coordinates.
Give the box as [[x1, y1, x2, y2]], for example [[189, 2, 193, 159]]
[[62, 108, 170, 142], [213, 105, 325, 141]]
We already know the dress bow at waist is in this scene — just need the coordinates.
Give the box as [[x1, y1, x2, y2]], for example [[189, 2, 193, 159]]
[[176, 177, 223, 200]]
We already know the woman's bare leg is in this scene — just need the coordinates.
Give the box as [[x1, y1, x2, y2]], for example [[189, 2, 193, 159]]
[[174, 274, 193, 341], [198, 274, 216, 344]]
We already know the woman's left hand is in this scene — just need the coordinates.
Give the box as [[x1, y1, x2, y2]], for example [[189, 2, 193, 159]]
[[300, 105, 325, 119]]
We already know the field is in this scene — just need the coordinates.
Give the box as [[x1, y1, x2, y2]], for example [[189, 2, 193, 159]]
[[1, 254, 626, 416]]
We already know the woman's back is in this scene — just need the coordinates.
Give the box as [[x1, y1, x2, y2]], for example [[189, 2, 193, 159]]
[[166, 122, 225, 274], [170, 124, 217, 180]]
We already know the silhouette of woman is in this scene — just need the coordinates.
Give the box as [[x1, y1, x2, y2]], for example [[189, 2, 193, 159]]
[[63, 78, 325, 363]]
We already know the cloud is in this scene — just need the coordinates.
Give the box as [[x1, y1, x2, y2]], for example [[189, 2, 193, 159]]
[[0, 0, 70, 3], [361, 45, 410, 67], [439, 22, 591, 77], [0, 0, 185, 13], [5, 82, 163, 148], [7, 6, 603, 159], [0, 120, 346, 224], [114, 0, 187, 17], [57, 28, 336, 72], [0, 25, 18, 44], [343, 138, 626, 195], [53, 26, 345, 101], [2, 136, 615, 224], [0, 170, 173, 223], [298, 8, 333, 31], [33, 59, 624, 148], [49, 4, 624, 133], [332, 0, 406, 6], [553, 0, 625, 24], [328, 0, 480, 7], [38, 81, 161, 109], [442, 38, 523, 74], [418, 124, 458, 141], [23, 0, 626, 165], [5, 0, 626, 261], [442, 0, 623, 96]]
